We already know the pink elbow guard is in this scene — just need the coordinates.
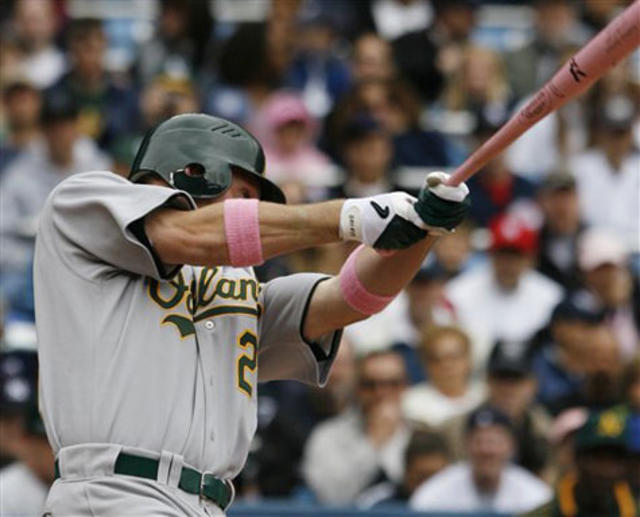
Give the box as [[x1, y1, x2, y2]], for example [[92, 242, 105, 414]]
[[223, 199, 264, 267], [338, 245, 395, 315]]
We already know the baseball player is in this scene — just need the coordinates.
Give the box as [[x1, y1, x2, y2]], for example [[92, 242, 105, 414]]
[[34, 113, 469, 516]]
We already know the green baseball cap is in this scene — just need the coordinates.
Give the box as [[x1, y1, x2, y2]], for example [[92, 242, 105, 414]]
[[575, 407, 629, 453]]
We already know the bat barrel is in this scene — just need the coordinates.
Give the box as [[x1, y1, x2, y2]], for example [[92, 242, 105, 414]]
[[446, 0, 640, 186]]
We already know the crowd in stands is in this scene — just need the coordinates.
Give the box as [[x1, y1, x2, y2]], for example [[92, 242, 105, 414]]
[[0, 0, 638, 515]]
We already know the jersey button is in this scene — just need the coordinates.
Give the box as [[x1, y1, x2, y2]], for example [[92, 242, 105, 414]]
[[204, 320, 215, 330], [209, 430, 215, 441]]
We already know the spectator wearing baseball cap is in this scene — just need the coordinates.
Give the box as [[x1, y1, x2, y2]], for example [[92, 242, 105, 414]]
[[532, 297, 604, 414], [0, 350, 53, 517], [536, 170, 588, 291], [568, 94, 640, 253], [548, 407, 636, 517], [445, 214, 563, 373], [441, 340, 552, 476], [410, 405, 551, 514], [575, 228, 639, 361]]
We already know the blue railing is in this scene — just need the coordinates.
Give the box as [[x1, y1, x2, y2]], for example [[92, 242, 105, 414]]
[[228, 501, 508, 517]]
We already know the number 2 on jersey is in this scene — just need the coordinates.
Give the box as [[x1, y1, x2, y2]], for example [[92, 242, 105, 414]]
[[236, 330, 257, 397]]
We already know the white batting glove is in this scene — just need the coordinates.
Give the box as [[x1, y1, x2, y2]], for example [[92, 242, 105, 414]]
[[339, 192, 429, 250]]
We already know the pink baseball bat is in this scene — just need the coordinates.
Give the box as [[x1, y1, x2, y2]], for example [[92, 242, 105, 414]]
[[446, 0, 640, 186]]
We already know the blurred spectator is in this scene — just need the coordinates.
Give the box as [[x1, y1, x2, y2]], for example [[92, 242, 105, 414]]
[[329, 114, 397, 198], [446, 215, 563, 371], [532, 298, 603, 414], [384, 80, 454, 168], [285, 10, 350, 118], [443, 340, 551, 476], [10, 0, 65, 89], [360, 430, 450, 508], [0, 35, 26, 86], [0, 80, 41, 173], [466, 111, 537, 227], [139, 75, 199, 130], [325, 78, 454, 167], [210, 20, 294, 123], [580, 326, 626, 410], [350, 33, 396, 84], [135, 0, 214, 86], [410, 405, 551, 513], [537, 407, 636, 516], [389, 263, 455, 383], [392, 0, 478, 103], [402, 325, 485, 427], [569, 94, 640, 253], [0, 350, 53, 516], [302, 350, 411, 505], [504, 0, 590, 99], [545, 407, 588, 484], [0, 91, 111, 280], [550, 325, 626, 415], [443, 46, 512, 116], [575, 228, 639, 360], [535, 171, 587, 291], [250, 91, 333, 200], [46, 18, 140, 150]]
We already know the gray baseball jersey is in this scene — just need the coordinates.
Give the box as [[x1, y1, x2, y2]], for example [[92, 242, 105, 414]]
[[34, 171, 341, 480]]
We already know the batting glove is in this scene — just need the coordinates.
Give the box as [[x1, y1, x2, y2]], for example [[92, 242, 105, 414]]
[[413, 171, 470, 235], [339, 192, 428, 250]]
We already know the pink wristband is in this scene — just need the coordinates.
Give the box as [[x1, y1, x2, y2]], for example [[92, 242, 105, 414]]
[[338, 245, 395, 315], [223, 199, 264, 267]]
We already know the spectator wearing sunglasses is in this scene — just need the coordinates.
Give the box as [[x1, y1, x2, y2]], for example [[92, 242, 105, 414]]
[[302, 350, 411, 505]]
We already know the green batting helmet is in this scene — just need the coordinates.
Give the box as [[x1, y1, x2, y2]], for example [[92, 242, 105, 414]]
[[130, 113, 286, 203]]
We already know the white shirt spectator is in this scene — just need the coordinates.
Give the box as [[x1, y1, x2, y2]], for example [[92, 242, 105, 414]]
[[402, 382, 486, 428], [20, 45, 66, 89], [0, 138, 111, 273], [410, 461, 551, 514], [445, 264, 563, 371], [0, 462, 49, 517], [302, 408, 410, 505], [569, 149, 640, 252]]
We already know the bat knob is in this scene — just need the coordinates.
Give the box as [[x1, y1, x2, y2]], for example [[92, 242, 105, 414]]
[[426, 175, 442, 188]]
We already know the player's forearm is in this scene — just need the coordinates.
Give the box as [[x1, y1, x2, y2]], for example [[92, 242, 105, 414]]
[[259, 201, 342, 258], [145, 200, 343, 267], [303, 235, 438, 340]]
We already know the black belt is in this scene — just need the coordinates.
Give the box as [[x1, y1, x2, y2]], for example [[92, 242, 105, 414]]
[[54, 452, 232, 510]]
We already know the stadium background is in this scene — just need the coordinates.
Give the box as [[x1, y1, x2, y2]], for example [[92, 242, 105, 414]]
[[0, 0, 638, 515]]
